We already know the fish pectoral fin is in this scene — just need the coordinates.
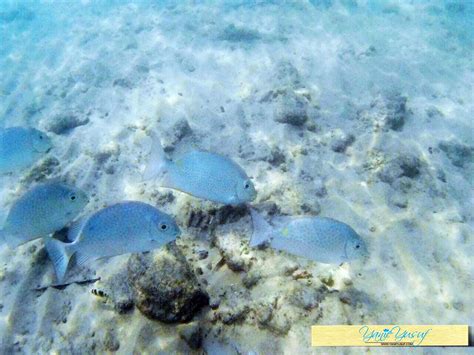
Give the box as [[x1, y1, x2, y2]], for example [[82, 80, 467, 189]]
[[249, 208, 273, 247], [67, 216, 88, 242]]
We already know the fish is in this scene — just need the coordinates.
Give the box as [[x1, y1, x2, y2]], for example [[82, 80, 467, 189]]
[[0, 182, 89, 249], [249, 209, 368, 264], [143, 132, 257, 205], [0, 127, 52, 174], [45, 201, 181, 282]]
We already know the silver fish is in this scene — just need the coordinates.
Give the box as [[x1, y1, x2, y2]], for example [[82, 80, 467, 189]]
[[250, 209, 368, 264], [0, 182, 88, 248], [45, 201, 181, 282], [0, 127, 52, 174], [143, 133, 256, 205]]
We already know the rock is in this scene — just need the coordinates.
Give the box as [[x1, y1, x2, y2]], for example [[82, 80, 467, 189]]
[[299, 200, 321, 215], [187, 204, 248, 230], [217, 302, 249, 325], [289, 285, 326, 310], [20, 156, 60, 183], [127, 243, 209, 323], [265, 146, 286, 166], [178, 322, 202, 350], [383, 92, 408, 131], [368, 92, 408, 131], [161, 118, 192, 152], [197, 250, 209, 260], [103, 329, 120, 352], [255, 302, 273, 326], [276, 61, 301, 86], [45, 112, 89, 134], [331, 132, 355, 153], [242, 271, 261, 289], [389, 194, 408, 208], [438, 140, 474, 168], [219, 24, 261, 42], [378, 154, 422, 185], [101, 269, 135, 314], [274, 91, 308, 126]]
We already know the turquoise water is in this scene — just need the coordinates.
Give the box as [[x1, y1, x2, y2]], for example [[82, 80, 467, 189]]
[[0, 1, 473, 353]]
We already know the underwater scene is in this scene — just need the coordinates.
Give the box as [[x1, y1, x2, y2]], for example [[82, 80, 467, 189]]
[[0, 0, 473, 353]]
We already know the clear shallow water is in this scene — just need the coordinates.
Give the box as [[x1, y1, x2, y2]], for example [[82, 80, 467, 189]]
[[0, 1, 473, 354]]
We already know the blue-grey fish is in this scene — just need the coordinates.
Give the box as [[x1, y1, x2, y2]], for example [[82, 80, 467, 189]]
[[250, 209, 368, 264], [45, 201, 181, 282], [0, 127, 52, 174], [143, 133, 256, 205], [0, 182, 88, 248]]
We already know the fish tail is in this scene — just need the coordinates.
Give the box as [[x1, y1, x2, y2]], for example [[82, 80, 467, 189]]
[[143, 131, 171, 181], [249, 208, 273, 247], [45, 238, 74, 282]]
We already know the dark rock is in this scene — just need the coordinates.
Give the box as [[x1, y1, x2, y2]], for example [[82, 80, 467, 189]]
[[103, 329, 120, 352], [369, 92, 408, 131], [299, 200, 321, 215], [113, 78, 133, 89], [265, 146, 286, 166], [378, 154, 422, 184], [101, 267, 135, 314], [187, 204, 248, 230], [217, 303, 249, 325], [127, 243, 209, 323], [21, 157, 60, 183], [242, 271, 261, 289], [383, 92, 408, 131], [197, 250, 209, 260], [274, 91, 308, 126], [439, 140, 474, 168], [209, 297, 221, 309], [331, 132, 355, 153], [162, 118, 192, 152], [45, 112, 89, 134], [219, 24, 261, 42], [289, 285, 326, 310], [178, 322, 202, 350]]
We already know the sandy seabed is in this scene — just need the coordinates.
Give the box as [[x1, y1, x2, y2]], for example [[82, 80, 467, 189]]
[[0, 1, 473, 354]]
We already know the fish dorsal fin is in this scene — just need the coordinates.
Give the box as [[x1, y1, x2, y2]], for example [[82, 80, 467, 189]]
[[67, 216, 88, 242]]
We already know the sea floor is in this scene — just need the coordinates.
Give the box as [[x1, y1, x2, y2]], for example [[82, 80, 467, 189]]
[[0, 1, 473, 354]]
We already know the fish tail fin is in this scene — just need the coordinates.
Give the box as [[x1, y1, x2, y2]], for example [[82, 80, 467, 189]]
[[143, 131, 171, 181], [249, 209, 273, 247], [45, 238, 74, 282]]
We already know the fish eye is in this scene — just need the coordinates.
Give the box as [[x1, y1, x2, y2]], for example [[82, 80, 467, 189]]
[[160, 223, 168, 231], [39, 135, 43, 140], [244, 181, 250, 189], [355, 244, 360, 249], [69, 193, 76, 201]]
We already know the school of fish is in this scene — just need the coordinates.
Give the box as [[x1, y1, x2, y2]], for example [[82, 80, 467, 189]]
[[0, 127, 369, 282]]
